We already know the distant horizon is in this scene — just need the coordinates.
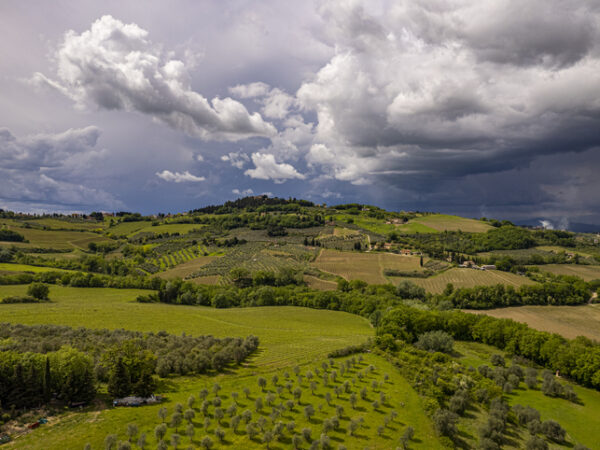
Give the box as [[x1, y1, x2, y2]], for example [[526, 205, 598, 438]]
[[2, 195, 598, 233]]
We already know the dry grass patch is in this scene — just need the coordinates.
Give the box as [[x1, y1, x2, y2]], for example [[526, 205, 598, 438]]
[[467, 304, 600, 342], [536, 264, 600, 281], [304, 275, 337, 291], [311, 249, 425, 284]]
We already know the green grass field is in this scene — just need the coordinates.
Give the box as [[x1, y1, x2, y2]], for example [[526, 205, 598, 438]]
[[535, 264, 600, 281], [466, 304, 600, 341], [405, 214, 492, 233], [0, 263, 71, 273], [0, 285, 372, 369], [392, 267, 537, 293], [455, 341, 600, 449], [311, 249, 426, 284], [3, 225, 112, 250]]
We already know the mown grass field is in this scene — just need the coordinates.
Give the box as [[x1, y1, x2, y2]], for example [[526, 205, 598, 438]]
[[535, 264, 600, 281], [3, 225, 112, 250], [455, 341, 600, 449], [404, 214, 492, 233], [0, 263, 71, 273], [467, 304, 600, 341], [157, 256, 218, 279], [0, 285, 372, 369], [392, 267, 537, 293], [311, 249, 426, 284]]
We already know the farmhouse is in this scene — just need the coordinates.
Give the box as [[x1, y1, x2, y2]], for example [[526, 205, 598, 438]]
[[481, 265, 497, 270]]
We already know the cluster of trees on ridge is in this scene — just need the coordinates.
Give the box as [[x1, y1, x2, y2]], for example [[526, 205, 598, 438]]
[[0, 323, 258, 411]]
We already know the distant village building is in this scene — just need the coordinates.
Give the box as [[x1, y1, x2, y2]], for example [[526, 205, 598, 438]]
[[481, 265, 497, 270]]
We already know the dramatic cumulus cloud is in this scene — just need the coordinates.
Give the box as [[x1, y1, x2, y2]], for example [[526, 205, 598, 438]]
[[33, 15, 277, 141], [296, 0, 600, 195], [0, 127, 122, 209], [156, 170, 205, 183], [244, 152, 305, 183]]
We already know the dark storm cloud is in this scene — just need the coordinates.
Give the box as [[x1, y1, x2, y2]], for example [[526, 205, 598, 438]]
[[0, 126, 122, 209]]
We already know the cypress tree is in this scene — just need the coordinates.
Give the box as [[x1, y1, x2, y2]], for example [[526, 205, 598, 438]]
[[43, 357, 51, 403], [108, 358, 131, 398]]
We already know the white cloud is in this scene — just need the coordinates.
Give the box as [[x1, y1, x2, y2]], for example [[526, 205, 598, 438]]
[[262, 88, 296, 119], [221, 151, 250, 169], [156, 170, 205, 183], [33, 15, 277, 141], [229, 82, 271, 98], [244, 152, 305, 183], [232, 188, 254, 196]]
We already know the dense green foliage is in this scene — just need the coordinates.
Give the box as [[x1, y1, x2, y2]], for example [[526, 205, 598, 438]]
[[0, 347, 95, 408], [0, 229, 25, 242], [435, 275, 590, 309]]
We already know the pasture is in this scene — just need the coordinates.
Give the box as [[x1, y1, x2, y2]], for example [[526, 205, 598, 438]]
[[3, 225, 112, 250], [467, 304, 600, 341], [0, 263, 71, 273], [405, 214, 492, 233], [455, 341, 600, 449], [535, 264, 600, 281], [392, 267, 536, 293], [0, 285, 372, 369], [311, 249, 426, 284]]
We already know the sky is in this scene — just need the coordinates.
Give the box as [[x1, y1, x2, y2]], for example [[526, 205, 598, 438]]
[[1, 0, 599, 228]]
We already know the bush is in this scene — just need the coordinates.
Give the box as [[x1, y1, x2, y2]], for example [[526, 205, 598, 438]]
[[27, 282, 50, 300], [415, 331, 454, 353], [432, 409, 458, 437]]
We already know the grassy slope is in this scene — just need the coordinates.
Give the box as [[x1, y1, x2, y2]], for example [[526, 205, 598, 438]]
[[408, 214, 492, 233], [466, 304, 600, 341], [3, 225, 111, 250], [0, 285, 372, 369], [0, 263, 72, 273]]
